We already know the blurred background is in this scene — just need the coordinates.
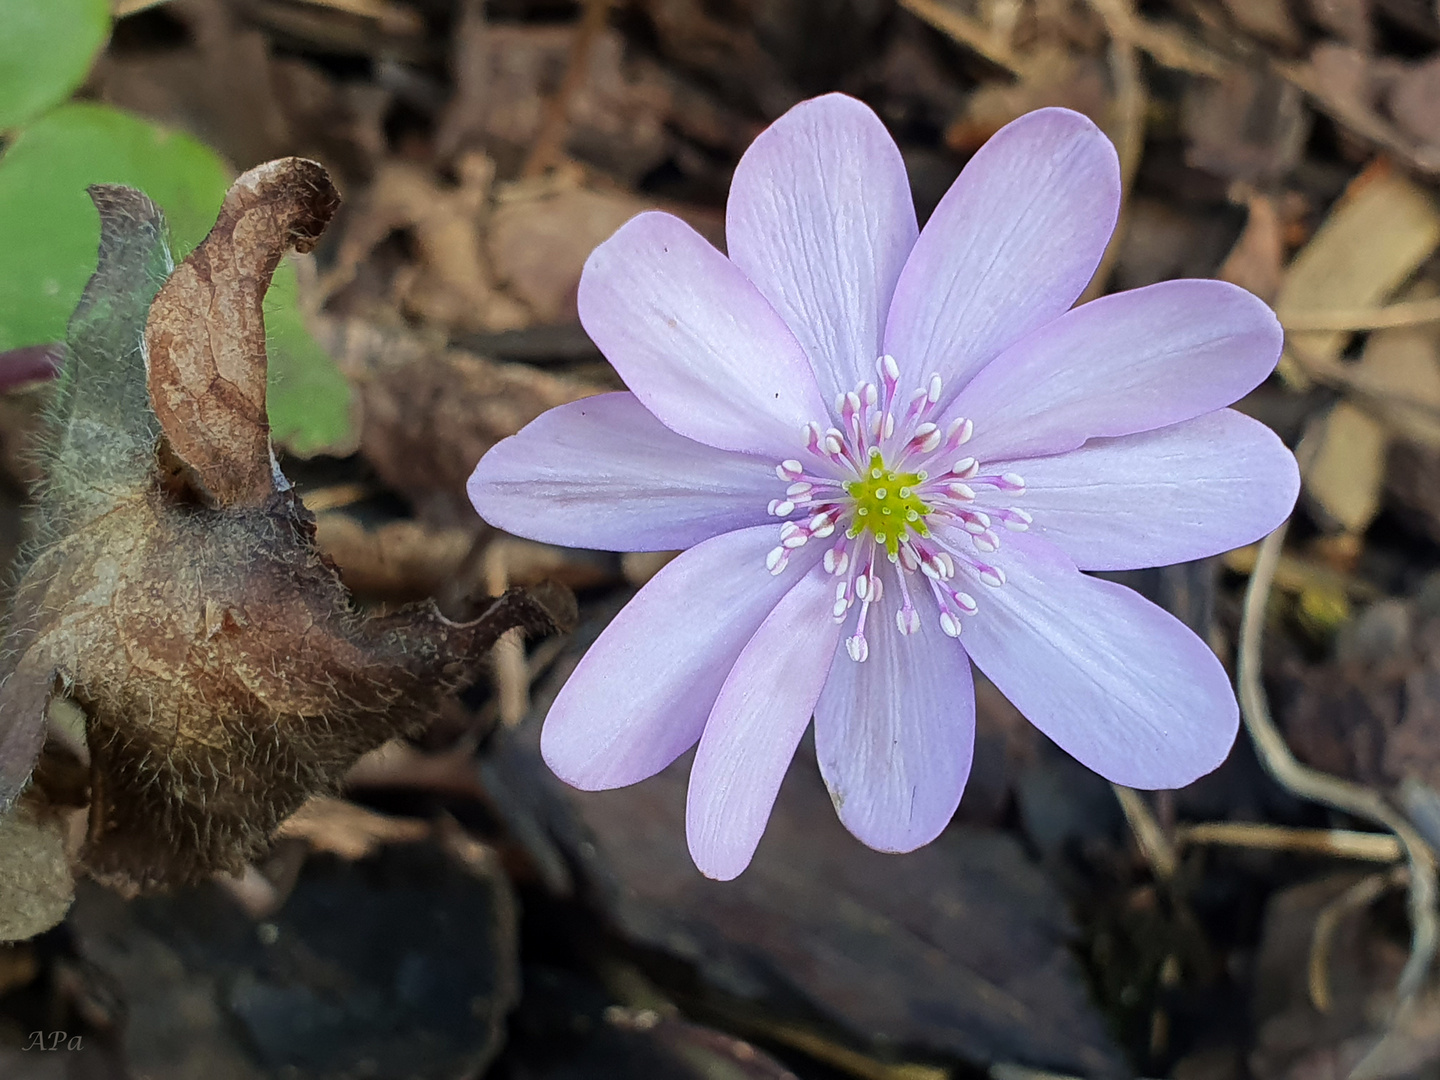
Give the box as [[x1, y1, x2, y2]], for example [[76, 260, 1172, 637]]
[[4, 0, 1440, 1077]]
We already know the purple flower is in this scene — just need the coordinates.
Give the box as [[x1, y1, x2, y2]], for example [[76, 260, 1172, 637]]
[[468, 95, 1299, 880]]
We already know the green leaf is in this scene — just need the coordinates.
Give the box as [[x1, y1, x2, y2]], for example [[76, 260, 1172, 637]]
[[0, 103, 231, 353], [0, 0, 111, 132], [266, 261, 358, 458], [0, 103, 356, 455]]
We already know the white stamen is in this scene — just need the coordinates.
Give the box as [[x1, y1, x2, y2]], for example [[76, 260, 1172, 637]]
[[950, 456, 978, 478], [896, 606, 921, 635], [787, 482, 812, 497], [973, 530, 1000, 553], [946, 482, 975, 501], [879, 354, 900, 383], [955, 591, 978, 614], [927, 374, 942, 403], [846, 635, 869, 662], [999, 472, 1026, 493], [1004, 508, 1033, 531], [766, 546, 788, 574], [939, 611, 961, 637]]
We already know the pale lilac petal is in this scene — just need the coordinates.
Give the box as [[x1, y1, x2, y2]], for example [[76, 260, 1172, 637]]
[[814, 587, 976, 852], [882, 108, 1119, 401], [541, 525, 821, 790], [687, 563, 844, 880], [577, 211, 828, 458], [951, 280, 1283, 462], [998, 410, 1300, 571], [469, 392, 777, 551], [959, 533, 1238, 789], [726, 94, 918, 405]]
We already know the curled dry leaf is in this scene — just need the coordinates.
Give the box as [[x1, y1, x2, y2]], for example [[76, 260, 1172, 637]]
[[145, 157, 339, 508], [0, 159, 574, 895]]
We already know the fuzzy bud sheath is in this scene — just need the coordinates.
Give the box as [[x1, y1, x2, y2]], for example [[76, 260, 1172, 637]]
[[0, 161, 571, 910]]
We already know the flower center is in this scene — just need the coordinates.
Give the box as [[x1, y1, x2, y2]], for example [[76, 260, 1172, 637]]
[[844, 450, 930, 559], [764, 354, 1030, 662]]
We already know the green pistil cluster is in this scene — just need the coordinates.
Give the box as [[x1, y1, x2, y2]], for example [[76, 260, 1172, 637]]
[[844, 449, 931, 557]]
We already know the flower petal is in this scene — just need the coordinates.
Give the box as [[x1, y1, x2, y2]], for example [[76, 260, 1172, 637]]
[[577, 211, 829, 458], [882, 107, 1119, 401], [960, 533, 1238, 789], [687, 562, 843, 880], [726, 93, 918, 405], [468, 392, 777, 551], [541, 525, 822, 790], [951, 279, 1284, 462], [813, 586, 976, 853], [998, 410, 1300, 571]]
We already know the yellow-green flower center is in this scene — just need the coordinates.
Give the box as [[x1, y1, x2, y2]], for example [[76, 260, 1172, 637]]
[[844, 449, 931, 557]]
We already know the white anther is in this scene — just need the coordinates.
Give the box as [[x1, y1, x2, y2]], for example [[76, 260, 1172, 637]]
[[947, 418, 974, 446], [767, 499, 781, 515], [855, 575, 869, 601], [898, 543, 920, 572], [882, 413, 895, 438], [766, 547, 788, 574], [779, 459, 804, 480], [946, 482, 975, 501], [783, 533, 809, 550], [869, 574, 883, 602], [846, 635, 870, 662], [1004, 508, 1033, 531], [774, 500, 795, 517], [833, 549, 849, 576], [912, 423, 941, 453], [863, 382, 878, 407], [787, 482, 812, 497], [939, 611, 961, 637], [811, 517, 836, 539], [973, 530, 1000, 553], [804, 423, 823, 451], [927, 374, 942, 403], [1000, 472, 1026, 493], [823, 433, 844, 456], [979, 566, 1006, 588], [955, 591, 978, 614], [950, 456, 978, 478], [834, 392, 848, 415], [833, 598, 849, 620], [938, 552, 956, 579], [897, 606, 922, 635], [845, 391, 862, 416], [880, 354, 900, 382]]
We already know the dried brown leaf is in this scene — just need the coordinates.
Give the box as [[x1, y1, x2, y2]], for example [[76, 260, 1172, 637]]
[[145, 157, 340, 508], [0, 805, 74, 942]]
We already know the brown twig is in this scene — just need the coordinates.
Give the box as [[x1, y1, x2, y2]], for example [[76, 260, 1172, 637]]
[[896, 0, 1028, 76], [1280, 296, 1440, 332], [1176, 822, 1402, 863], [1239, 517, 1439, 1004], [1309, 868, 1409, 1013], [1080, 0, 1146, 304], [1114, 785, 1179, 880], [521, 0, 613, 178]]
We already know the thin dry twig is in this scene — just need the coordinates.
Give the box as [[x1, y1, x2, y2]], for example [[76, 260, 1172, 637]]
[[1176, 822, 1402, 863], [1114, 785, 1179, 880], [896, 0, 1027, 76], [1309, 867, 1410, 1013], [1079, 0, 1146, 304], [1239, 518, 1439, 1004], [1280, 296, 1440, 332], [521, 0, 613, 178]]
